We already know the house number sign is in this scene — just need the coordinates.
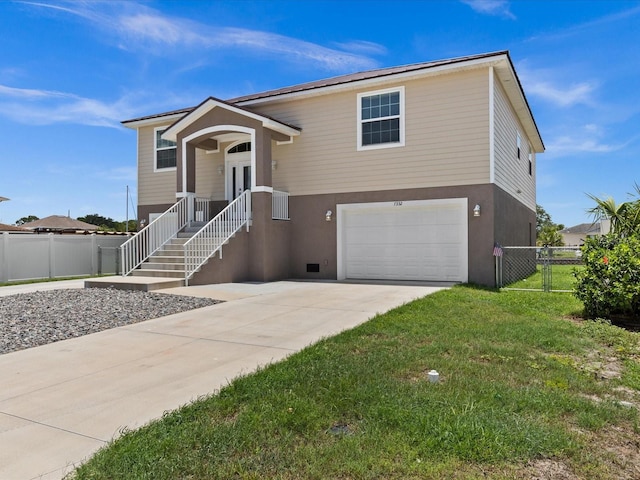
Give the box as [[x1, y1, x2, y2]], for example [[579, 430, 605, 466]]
[[393, 201, 403, 206]]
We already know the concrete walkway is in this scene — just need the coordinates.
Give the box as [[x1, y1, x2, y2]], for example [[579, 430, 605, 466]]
[[0, 280, 447, 479]]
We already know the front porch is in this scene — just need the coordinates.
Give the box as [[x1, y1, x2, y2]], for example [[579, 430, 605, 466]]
[[103, 98, 300, 291]]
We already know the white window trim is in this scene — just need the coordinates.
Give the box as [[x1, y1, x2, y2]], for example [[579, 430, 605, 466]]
[[357, 86, 405, 151], [154, 126, 177, 172]]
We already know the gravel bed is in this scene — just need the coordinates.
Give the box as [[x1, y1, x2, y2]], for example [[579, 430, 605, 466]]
[[0, 288, 221, 355]]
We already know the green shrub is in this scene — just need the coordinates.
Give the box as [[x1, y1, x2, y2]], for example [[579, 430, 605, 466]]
[[574, 234, 640, 319]]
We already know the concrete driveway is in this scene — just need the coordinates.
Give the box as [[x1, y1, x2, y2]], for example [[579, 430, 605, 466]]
[[0, 280, 446, 479]]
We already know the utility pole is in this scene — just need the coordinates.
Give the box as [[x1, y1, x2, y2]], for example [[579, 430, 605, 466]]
[[126, 185, 129, 234]]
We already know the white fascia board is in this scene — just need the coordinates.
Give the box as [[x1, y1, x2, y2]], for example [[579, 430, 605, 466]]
[[237, 55, 508, 107], [162, 98, 300, 143]]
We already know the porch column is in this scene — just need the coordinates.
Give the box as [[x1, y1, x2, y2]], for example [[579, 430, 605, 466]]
[[176, 139, 197, 222], [248, 128, 274, 281], [254, 128, 272, 188]]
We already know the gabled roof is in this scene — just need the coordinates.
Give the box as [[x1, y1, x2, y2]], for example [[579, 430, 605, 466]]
[[160, 97, 301, 143], [560, 223, 601, 235], [122, 51, 543, 151], [228, 51, 509, 104]]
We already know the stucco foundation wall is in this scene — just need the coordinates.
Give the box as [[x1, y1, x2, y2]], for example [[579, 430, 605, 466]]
[[189, 230, 251, 285], [493, 186, 536, 284], [288, 184, 499, 286], [493, 186, 535, 247]]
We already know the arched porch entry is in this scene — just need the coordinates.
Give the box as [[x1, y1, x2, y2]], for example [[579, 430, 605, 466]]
[[160, 97, 300, 221]]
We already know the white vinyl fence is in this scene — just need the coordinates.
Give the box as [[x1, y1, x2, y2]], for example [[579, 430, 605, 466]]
[[0, 233, 129, 282]]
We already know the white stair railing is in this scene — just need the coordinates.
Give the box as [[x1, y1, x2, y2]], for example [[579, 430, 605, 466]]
[[195, 197, 210, 222], [184, 190, 251, 284], [272, 190, 289, 220], [121, 197, 189, 276]]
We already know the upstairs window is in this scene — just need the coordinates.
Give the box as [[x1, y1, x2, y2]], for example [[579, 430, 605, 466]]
[[357, 87, 404, 150], [154, 127, 176, 171]]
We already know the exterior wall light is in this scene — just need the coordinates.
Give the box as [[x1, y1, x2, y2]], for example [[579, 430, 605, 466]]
[[325, 210, 332, 222], [217, 165, 224, 175], [271, 160, 277, 171], [473, 204, 481, 217]]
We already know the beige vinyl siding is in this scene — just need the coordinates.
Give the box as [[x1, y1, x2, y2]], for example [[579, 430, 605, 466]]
[[195, 149, 225, 201], [137, 125, 178, 206], [255, 68, 491, 196], [493, 78, 536, 210]]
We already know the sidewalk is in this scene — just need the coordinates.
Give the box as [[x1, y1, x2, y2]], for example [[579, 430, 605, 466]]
[[0, 280, 446, 479]]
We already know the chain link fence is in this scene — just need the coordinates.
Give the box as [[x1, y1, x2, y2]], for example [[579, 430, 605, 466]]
[[496, 246, 583, 292]]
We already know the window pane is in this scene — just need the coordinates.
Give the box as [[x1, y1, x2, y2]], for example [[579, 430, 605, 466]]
[[156, 129, 176, 149], [361, 118, 400, 146], [156, 149, 176, 169]]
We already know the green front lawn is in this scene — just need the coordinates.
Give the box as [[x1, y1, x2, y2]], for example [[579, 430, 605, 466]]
[[70, 286, 640, 480], [504, 264, 583, 292]]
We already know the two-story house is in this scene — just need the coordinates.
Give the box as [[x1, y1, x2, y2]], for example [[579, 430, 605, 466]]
[[120, 50, 543, 287]]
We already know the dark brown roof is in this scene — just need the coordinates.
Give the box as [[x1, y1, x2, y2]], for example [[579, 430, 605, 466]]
[[560, 223, 601, 235], [0, 223, 29, 232], [122, 51, 509, 125], [21, 215, 99, 231], [230, 51, 510, 104]]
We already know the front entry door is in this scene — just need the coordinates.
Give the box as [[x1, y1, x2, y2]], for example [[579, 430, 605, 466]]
[[231, 162, 251, 199], [225, 142, 252, 201]]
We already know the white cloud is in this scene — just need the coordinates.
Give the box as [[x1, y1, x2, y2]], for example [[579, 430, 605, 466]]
[[0, 84, 139, 127], [545, 124, 631, 157], [547, 136, 621, 155], [525, 80, 596, 107], [517, 64, 598, 108], [460, 0, 516, 19], [24, 1, 381, 72], [333, 40, 388, 56]]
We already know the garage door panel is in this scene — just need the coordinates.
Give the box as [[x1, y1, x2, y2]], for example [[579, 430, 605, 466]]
[[340, 199, 468, 282]]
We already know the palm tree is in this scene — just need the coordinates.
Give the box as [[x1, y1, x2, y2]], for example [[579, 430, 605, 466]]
[[587, 183, 640, 236]]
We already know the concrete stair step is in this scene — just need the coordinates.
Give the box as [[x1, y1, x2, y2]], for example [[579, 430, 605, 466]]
[[146, 255, 184, 264], [85, 276, 185, 291], [168, 237, 191, 244], [140, 262, 185, 271], [131, 269, 185, 278]]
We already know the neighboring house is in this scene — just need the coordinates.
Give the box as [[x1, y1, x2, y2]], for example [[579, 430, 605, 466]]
[[122, 50, 543, 287], [21, 215, 99, 233], [560, 220, 610, 246], [0, 223, 29, 233]]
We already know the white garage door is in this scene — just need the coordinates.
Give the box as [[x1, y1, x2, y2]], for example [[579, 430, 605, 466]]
[[337, 199, 468, 282]]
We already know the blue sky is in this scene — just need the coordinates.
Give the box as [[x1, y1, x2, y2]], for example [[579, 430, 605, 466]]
[[0, 0, 638, 228]]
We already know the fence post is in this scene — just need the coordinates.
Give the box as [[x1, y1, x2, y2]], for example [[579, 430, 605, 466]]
[[542, 247, 551, 293], [48, 233, 55, 279], [97, 246, 102, 275], [91, 234, 98, 276], [1, 233, 8, 282]]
